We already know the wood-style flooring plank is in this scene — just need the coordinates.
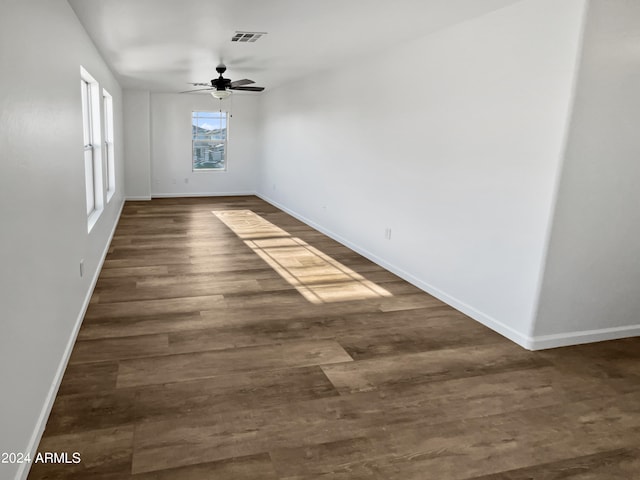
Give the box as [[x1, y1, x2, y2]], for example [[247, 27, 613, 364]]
[[68, 334, 169, 364], [98, 265, 169, 279], [537, 339, 640, 394], [117, 339, 353, 388], [321, 341, 550, 394], [197, 299, 385, 327], [94, 278, 264, 303], [131, 453, 279, 480], [77, 312, 210, 340], [44, 366, 338, 436], [466, 448, 640, 479], [56, 362, 119, 396], [44, 390, 137, 436], [133, 267, 279, 286], [28, 426, 133, 480], [84, 294, 224, 320], [131, 365, 340, 422]]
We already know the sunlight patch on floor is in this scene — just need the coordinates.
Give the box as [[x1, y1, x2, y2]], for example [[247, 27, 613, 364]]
[[212, 210, 392, 304]]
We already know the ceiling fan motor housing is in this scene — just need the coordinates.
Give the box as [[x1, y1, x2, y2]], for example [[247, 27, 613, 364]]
[[212, 72, 232, 91]]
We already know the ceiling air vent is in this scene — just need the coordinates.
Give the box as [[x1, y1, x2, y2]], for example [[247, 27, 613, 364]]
[[232, 31, 267, 43]]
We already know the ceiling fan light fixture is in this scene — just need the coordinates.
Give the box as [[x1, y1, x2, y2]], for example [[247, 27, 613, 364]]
[[211, 90, 231, 99]]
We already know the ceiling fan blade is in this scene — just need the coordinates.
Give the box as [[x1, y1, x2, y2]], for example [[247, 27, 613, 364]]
[[180, 87, 214, 93], [190, 82, 213, 87], [229, 86, 265, 92], [230, 79, 255, 87]]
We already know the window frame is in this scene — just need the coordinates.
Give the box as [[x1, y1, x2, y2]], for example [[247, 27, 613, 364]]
[[191, 110, 228, 172], [80, 66, 103, 232], [103, 89, 115, 201]]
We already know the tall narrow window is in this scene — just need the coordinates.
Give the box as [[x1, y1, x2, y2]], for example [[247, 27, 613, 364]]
[[81, 78, 94, 215], [80, 67, 103, 231], [103, 89, 115, 200], [192, 111, 227, 171]]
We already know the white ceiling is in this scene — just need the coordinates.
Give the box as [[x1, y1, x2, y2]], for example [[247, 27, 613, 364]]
[[68, 0, 523, 93]]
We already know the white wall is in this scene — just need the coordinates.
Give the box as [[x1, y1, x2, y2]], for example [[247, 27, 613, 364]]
[[0, 1, 124, 479], [533, 0, 640, 346], [123, 90, 152, 199], [257, 0, 587, 347], [149, 93, 260, 196]]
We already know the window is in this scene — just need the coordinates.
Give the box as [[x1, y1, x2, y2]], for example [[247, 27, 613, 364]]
[[80, 67, 103, 231], [192, 111, 227, 170], [103, 89, 115, 200]]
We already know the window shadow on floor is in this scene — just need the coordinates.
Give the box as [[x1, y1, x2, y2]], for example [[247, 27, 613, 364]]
[[212, 209, 392, 304]]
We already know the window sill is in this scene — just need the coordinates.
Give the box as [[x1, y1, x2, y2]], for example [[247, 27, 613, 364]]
[[87, 207, 103, 233], [192, 168, 227, 173]]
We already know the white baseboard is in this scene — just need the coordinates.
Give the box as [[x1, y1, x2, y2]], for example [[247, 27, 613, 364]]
[[529, 324, 640, 350], [256, 193, 640, 352], [126, 195, 152, 201], [16, 198, 125, 480], [151, 191, 255, 198]]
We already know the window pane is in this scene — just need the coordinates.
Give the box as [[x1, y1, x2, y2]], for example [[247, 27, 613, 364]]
[[81, 81, 91, 146], [84, 149, 95, 214], [103, 92, 115, 195], [193, 141, 225, 169]]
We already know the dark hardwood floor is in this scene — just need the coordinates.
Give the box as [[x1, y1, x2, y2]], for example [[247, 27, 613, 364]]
[[29, 196, 640, 479]]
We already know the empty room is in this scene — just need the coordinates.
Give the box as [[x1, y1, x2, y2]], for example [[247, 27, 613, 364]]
[[1, 0, 639, 479]]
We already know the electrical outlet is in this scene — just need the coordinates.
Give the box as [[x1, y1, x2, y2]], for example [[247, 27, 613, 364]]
[[385, 228, 392, 240], [79, 259, 85, 277], [184, 178, 189, 184]]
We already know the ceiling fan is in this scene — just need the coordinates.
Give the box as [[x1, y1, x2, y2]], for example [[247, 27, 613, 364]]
[[181, 64, 264, 98]]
